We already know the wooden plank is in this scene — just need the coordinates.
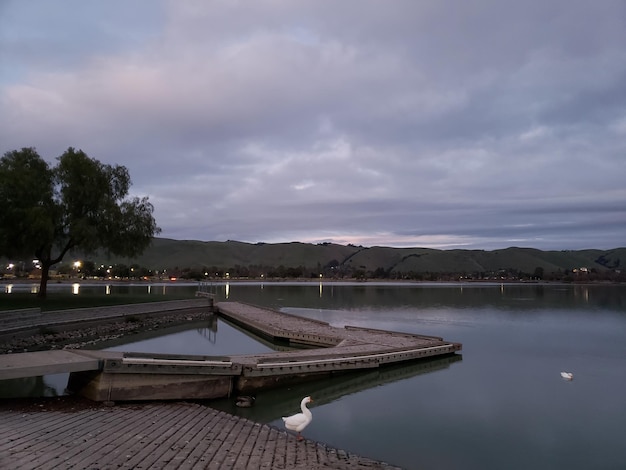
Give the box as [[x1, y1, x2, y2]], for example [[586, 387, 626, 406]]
[[0, 400, 398, 470], [219, 417, 256, 468], [21, 407, 147, 469], [123, 405, 204, 469], [0, 409, 103, 455], [7, 411, 91, 468], [272, 433, 293, 469], [259, 422, 280, 469], [189, 411, 239, 469], [244, 422, 270, 469], [72, 405, 184, 468], [160, 404, 225, 469], [177, 408, 231, 469]]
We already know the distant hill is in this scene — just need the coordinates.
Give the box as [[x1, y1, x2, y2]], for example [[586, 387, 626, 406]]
[[96, 238, 626, 280], [111, 239, 359, 271]]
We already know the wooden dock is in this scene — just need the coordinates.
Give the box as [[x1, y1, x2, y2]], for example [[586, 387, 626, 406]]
[[1, 301, 461, 402], [215, 302, 461, 392], [0, 399, 402, 469], [0, 300, 463, 469], [75, 302, 460, 400]]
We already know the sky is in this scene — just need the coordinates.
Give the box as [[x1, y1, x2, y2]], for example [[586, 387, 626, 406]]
[[1, 0, 625, 251]]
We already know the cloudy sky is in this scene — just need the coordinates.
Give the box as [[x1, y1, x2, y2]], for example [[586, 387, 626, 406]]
[[1, 1, 625, 250]]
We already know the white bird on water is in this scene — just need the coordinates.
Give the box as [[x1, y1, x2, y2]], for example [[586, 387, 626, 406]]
[[282, 396, 313, 441], [560, 372, 574, 381]]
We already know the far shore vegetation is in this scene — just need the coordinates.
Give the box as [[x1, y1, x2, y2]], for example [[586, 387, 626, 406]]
[[0, 290, 194, 312], [3, 240, 625, 294]]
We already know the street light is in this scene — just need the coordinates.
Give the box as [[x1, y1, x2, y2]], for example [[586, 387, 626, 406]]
[[73, 261, 82, 278]]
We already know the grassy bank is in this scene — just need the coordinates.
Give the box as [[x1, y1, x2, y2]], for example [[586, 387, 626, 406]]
[[0, 292, 195, 312]]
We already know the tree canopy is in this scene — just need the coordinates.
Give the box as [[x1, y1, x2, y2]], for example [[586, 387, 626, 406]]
[[0, 147, 160, 297]]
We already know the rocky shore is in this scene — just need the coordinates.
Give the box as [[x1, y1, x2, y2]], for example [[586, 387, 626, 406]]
[[0, 310, 215, 354]]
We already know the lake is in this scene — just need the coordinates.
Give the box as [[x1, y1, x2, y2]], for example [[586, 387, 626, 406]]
[[2, 281, 626, 469]]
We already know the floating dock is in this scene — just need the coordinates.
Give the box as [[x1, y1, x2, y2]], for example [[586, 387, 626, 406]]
[[0, 301, 461, 402], [214, 302, 461, 393]]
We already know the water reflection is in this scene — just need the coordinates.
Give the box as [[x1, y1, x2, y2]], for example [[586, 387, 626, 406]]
[[101, 316, 277, 356], [196, 314, 217, 344], [2, 281, 623, 313], [212, 282, 626, 312], [196, 326, 216, 344], [1, 283, 624, 469], [0, 374, 65, 399], [211, 354, 462, 423]]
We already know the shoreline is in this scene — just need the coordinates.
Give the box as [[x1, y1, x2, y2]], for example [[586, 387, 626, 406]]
[[3, 277, 621, 286], [0, 309, 213, 354]]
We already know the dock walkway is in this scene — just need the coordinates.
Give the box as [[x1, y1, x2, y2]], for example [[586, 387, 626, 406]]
[[0, 299, 211, 339], [0, 399, 402, 469], [215, 302, 460, 376], [1, 301, 461, 396]]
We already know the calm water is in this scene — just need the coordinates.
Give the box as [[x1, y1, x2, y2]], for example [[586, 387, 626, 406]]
[[2, 282, 626, 469]]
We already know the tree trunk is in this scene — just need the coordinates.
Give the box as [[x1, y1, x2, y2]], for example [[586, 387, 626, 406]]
[[35, 241, 72, 300], [38, 263, 51, 299]]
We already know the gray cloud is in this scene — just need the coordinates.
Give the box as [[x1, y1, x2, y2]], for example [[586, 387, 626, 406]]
[[1, 0, 624, 250]]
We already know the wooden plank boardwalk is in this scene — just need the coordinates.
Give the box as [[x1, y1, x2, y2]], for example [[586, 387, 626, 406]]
[[0, 399, 402, 469]]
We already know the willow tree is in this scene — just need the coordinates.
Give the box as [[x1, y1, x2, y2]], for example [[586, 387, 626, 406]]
[[0, 147, 160, 298]]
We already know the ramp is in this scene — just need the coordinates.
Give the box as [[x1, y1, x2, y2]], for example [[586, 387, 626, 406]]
[[0, 350, 101, 380]]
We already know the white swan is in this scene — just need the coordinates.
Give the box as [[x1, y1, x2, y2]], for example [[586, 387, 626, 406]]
[[560, 371, 574, 380], [282, 396, 313, 441]]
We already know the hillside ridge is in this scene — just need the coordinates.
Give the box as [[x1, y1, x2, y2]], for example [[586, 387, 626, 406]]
[[97, 238, 625, 280]]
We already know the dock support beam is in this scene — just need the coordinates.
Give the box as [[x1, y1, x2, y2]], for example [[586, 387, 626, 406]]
[[68, 370, 233, 402]]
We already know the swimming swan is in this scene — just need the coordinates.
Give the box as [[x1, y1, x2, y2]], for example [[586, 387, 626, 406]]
[[282, 396, 313, 440], [560, 372, 574, 380]]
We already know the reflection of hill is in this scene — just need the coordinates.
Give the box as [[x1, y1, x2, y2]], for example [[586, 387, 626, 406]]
[[208, 354, 462, 423], [222, 283, 626, 312]]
